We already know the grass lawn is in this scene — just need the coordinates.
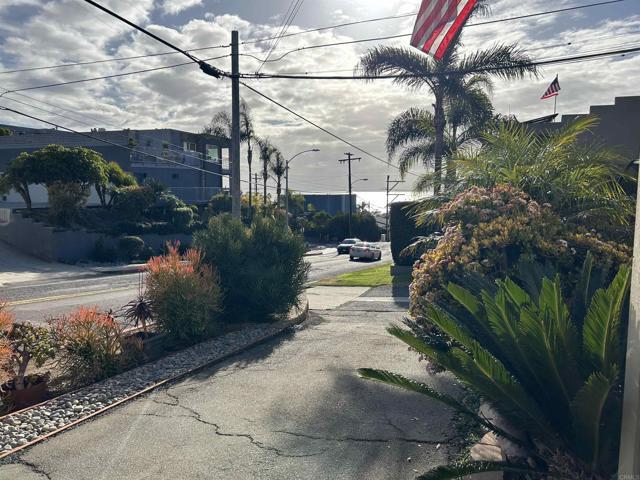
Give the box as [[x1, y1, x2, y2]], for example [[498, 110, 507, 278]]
[[315, 263, 411, 287]]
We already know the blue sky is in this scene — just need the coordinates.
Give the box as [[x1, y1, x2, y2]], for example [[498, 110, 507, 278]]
[[0, 0, 639, 198]]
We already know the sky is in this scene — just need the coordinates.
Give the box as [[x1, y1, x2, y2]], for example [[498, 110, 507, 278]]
[[0, 0, 639, 208]]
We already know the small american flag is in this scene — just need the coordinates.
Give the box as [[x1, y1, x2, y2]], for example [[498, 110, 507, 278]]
[[541, 76, 561, 99], [410, 0, 478, 60]]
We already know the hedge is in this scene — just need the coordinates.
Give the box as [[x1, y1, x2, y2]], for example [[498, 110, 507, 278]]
[[389, 201, 434, 266]]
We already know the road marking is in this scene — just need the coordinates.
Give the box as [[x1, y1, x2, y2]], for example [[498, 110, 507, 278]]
[[8, 286, 133, 306]]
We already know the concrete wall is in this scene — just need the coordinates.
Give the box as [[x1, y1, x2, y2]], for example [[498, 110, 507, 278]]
[[0, 211, 192, 263]]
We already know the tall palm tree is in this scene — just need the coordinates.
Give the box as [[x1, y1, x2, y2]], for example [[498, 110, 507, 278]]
[[386, 81, 493, 180], [203, 101, 257, 208], [358, 7, 538, 193], [258, 138, 276, 209], [270, 149, 286, 207]]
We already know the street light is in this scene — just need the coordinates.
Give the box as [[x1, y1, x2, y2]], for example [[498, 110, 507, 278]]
[[285, 148, 320, 227], [352, 178, 368, 186]]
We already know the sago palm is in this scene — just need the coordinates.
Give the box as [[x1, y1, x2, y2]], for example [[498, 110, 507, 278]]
[[359, 10, 537, 193], [359, 257, 630, 479]]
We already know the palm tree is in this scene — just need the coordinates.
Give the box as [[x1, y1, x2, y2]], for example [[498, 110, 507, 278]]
[[203, 100, 257, 209], [258, 138, 276, 209], [358, 6, 538, 193], [386, 81, 493, 180], [270, 149, 286, 207]]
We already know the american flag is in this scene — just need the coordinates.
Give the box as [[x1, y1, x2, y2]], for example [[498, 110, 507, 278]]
[[410, 0, 478, 60], [541, 76, 561, 99]]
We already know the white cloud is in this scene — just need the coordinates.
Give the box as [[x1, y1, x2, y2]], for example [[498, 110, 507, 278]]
[[0, 0, 638, 193], [162, 0, 203, 16]]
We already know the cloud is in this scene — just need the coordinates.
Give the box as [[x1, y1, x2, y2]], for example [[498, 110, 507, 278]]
[[162, 0, 203, 16], [0, 0, 638, 194]]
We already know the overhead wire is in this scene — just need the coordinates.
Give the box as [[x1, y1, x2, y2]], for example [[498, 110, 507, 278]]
[[256, 0, 305, 74]]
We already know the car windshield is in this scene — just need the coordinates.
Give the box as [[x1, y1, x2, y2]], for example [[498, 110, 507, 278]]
[[342, 239, 357, 244]]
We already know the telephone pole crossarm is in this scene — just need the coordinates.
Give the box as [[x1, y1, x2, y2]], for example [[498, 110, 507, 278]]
[[338, 152, 361, 237]]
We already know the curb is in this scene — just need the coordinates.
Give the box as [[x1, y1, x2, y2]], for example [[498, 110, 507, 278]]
[[0, 294, 309, 459], [303, 251, 324, 257]]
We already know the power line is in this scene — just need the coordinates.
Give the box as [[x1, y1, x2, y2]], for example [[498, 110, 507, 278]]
[[238, 44, 640, 80], [0, 55, 229, 95], [1, 0, 624, 76], [256, 0, 305, 73], [81, 0, 225, 79], [256, 0, 299, 73], [240, 81, 419, 178]]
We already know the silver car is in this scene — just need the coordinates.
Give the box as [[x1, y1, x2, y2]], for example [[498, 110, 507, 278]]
[[349, 242, 382, 261]]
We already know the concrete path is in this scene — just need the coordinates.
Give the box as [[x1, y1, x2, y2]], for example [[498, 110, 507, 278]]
[[0, 286, 460, 479]]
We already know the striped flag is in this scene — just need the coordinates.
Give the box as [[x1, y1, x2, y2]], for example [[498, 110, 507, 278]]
[[541, 75, 561, 99], [410, 0, 478, 60]]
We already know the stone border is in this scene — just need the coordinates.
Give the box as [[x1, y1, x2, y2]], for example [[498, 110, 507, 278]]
[[0, 295, 308, 458]]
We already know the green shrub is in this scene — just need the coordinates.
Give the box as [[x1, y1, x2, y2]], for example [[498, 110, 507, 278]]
[[47, 181, 90, 226], [324, 212, 380, 241], [171, 206, 194, 231], [51, 307, 127, 385], [389, 201, 434, 265], [113, 185, 156, 220], [360, 260, 631, 478], [118, 236, 145, 261], [145, 243, 221, 343], [195, 214, 309, 323], [4, 322, 58, 390], [90, 237, 118, 263]]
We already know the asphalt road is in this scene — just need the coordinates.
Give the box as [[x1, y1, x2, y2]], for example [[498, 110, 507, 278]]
[[2, 243, 392, 325], [0, 286, 460, 480]]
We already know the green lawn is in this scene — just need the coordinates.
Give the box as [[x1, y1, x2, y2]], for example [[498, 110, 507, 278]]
[[315, 263, 411, 287]]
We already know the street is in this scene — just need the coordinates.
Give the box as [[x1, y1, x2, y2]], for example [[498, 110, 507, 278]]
[[0, 284, 459, 480], [1, 243, 392, 325]]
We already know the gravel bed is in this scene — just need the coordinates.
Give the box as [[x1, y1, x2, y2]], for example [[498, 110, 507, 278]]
[[0, 321, 289, 453]]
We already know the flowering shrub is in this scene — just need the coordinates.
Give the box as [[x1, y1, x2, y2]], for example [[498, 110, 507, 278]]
[[145, 243, 221, 343], [0, 302, 13, 387], [410, 185, 631, 315], [51, 307, 125, 385]]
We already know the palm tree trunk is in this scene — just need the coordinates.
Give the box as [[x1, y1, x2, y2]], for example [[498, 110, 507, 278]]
[[263, 163, 268, 209], [247, 143, 252, 216], [433, 91, 445, 195], [276, 178, 281, 207], [446, 124, 457, 188]]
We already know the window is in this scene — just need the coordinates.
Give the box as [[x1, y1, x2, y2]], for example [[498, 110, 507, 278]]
[[146, 139, 152, 147], [183, 141, 197, 152], [171, 173, 180, 180]]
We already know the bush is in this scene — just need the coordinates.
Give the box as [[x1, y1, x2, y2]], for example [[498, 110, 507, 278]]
[[113, 185, 156, 220], [171, 207, 194, 231], [118, 236, 145, 261], [47, 181, 90, 226], [324, 212, 381, 241], [50, 307, 127, 385], [5, 323, 58, 389], [90, 237, 118, 263], [195, 214, 309, 323], [145, 243, 221, 343], [389, 201, 434, 266]]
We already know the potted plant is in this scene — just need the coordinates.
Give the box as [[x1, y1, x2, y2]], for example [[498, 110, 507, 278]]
[[2, 322, 58, 409]]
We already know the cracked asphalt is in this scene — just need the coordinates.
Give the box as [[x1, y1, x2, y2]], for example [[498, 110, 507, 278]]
[[0, 287, 460, 479]]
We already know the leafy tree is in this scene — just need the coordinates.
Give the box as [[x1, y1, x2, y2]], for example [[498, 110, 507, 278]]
[[0, 152, 38, 208], [95, 161, 137, 207], [286, 192, 305, 216], [358, 1, 537, 193], [0, 127, 12, 136]]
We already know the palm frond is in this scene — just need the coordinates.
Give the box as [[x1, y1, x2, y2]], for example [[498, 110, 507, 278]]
[[357, 45, 436, 89], [457, 43, 539, 80], [386, 108, 435, 158]]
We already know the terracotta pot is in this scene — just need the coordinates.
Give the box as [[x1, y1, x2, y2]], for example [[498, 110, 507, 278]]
[[8, 378, 49, 410]]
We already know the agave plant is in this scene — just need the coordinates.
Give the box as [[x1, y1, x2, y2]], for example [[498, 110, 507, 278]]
[[359, 259, 630, 479]]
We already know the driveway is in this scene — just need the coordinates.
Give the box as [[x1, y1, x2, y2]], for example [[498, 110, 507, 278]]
[[0, 286, 460, 479]]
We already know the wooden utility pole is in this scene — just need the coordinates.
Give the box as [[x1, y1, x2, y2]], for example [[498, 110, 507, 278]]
[[338, 152, 361, 237], [230, 30, 241, 219], [254, 172, 258, 208]]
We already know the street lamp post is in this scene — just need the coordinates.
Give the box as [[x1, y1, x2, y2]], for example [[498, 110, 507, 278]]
[[285, 148, 319, 227]]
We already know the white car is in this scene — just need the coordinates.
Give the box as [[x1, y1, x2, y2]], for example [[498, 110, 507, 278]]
[[349, 242, 382, 261], [337, 238, 361, 255]]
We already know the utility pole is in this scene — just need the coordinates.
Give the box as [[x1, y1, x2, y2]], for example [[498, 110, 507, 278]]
[[254, 172, 258, 208], [230, 30, 241, 219], [338, 152, 361, 237], [386, 176, 405, 240], [248, 146, 252, 218]]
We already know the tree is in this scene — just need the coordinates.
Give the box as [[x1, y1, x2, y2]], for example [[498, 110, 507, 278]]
[[95, 161, 137, 207], [386, 80, 493, 179], [0, 127, 12, 136], [0, 152, 38, 209], [258, 138, 277, 209], [358, 3, 537, 193], [270, 148, 286, 207], [203, 100, 257, 212]]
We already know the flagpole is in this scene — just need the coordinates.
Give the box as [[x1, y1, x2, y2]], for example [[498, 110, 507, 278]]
[[554, 95, 557, 116]]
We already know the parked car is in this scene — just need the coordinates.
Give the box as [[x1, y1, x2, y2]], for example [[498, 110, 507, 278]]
[[337, 238, 361, 255], [349, 242, 382, 261]]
